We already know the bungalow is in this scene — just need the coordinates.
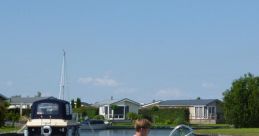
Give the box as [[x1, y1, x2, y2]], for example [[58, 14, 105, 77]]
[[142, 99, 223, 124], [8, 96, 49, 110], [94, 98, 141, 121]]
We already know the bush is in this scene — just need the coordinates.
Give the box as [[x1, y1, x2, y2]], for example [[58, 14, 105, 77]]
[[0, 102, 6, 127], [127, 112, 142, 121], [139, 108, 189, 125], [174, 116, 186, 125], [74, 106, 99, 119], [93, 115, 105, 120]]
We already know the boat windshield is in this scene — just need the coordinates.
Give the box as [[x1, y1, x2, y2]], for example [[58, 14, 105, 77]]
[[37, 103, 59, 115]]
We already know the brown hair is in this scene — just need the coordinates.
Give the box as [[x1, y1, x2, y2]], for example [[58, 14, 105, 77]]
[[134, 119, 151, 132]]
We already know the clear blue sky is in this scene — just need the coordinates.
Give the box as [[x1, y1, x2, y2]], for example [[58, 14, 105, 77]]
[[0, 1, 259, 103]]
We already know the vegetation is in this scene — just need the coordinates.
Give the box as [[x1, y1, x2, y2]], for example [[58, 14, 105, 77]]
[[74, 106, 99, 121], [195, 128, 259, 136], [223, 73, 259, 128], [6, 112, 20, 127], [139, 107, 189, 125], [127, 112, 142, 121], [0, 102, 7, 127], [76, 98, 81, 108], [71, 99, 75, 109], [0, 126, 19, 133], [93, 115, 105, 120]]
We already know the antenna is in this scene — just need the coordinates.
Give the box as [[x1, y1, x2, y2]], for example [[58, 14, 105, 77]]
[[59, 50, 66, 100]]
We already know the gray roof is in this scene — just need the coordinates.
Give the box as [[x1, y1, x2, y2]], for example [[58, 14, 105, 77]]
[[0, 93, 8, 100], [159, 99, 220, 106], [93, 98, 140, 107], [10, 96, 50, 104]]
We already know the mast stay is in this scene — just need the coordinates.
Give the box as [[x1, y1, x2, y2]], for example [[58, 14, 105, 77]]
[[59, 50, 66, 100]]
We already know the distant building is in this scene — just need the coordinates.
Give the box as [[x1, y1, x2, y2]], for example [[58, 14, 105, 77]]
[[8, 96, 49, 110], [142, 99, 224, 124], [94, 98, 141, 121]]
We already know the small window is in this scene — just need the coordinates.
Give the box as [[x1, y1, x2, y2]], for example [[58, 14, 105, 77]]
[[66, 104, 70, 115]]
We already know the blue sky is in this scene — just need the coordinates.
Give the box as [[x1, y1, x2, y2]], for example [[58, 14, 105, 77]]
[[0, 1, 259, 103]]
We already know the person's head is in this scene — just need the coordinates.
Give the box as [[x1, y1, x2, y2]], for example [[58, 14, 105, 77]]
[[134, 119, 151, 136]]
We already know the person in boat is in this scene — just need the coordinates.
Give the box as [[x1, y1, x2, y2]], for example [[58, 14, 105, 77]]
[[133, 118, 152, 136]]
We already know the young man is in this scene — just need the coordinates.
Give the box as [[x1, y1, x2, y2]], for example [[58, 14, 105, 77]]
[[133, 119, 152, 136]]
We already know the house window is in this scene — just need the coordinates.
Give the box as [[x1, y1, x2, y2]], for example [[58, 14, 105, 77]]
[[204, 107, 208, 119], [65, 104, 70, 115], [195, 106, 203, 119], [125, 106, 129, 113], [208, 107, 215, 119], [105, 106, 108, 114]]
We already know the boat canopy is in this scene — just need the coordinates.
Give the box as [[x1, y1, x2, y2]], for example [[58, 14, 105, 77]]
[[31, 97, 72, 120]]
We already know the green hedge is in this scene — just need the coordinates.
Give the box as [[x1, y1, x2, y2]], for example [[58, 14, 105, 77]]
[[139, 107, 189, 125]]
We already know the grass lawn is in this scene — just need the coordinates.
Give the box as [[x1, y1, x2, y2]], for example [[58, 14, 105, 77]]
[[195, 128, 259, 136], [0, 126, 19, 133]]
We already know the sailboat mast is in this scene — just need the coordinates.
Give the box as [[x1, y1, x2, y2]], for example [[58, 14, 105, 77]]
[[59, 50, 66, 100]]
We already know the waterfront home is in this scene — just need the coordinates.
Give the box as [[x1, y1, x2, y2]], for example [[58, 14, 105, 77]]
[[8, 96, 49, 110], [94, 98, 141, 121], [142, 99, 223, 124]]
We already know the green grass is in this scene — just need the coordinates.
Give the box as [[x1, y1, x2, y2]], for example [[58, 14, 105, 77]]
[[195, 128, 259, 136], [0, 126, 19, 133]]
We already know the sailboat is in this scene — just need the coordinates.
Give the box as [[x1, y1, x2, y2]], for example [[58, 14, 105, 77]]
[[24, 51, 80, 136]]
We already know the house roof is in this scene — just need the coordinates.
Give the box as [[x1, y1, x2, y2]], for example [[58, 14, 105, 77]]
[[159, 99, 220, 106], [93, 98, 140, 107], [142, 100, 162, 108], [10, 96, 50, 104], [0, 93, 8, 100]]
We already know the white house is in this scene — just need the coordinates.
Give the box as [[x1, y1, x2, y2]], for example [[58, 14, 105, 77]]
[[142, 99, 223, 124], [94, 98, 141, 121]]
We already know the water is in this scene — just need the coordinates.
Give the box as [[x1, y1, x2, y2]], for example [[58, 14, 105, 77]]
[[80, 129, 172, 136]]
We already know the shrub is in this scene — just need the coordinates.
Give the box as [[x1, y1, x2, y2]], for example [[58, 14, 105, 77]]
[[93, 115, 105, 120], [139, 108, 189, 125], [127, 112, 141, 121]]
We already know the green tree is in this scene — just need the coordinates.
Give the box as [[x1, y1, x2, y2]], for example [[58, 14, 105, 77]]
[[223, 73, 259, 128], [0, 102, 6, 127], [127, 112, 141, 121], [71, 99, 75, 109], [6, 111, 20, 127], [110, 105, 118, 120], [76, 98, 81, 108]]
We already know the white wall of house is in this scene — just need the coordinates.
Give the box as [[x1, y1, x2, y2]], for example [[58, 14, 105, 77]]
[[98, 99, 140, 120]]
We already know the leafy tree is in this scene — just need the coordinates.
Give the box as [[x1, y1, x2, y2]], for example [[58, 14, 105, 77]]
[[6, 111, 20, 127], [127, 112, 141, 121], [110, 105, 118, 120], [0, 102, 6, 127], [76, 98, 81, 108], [223, 73, 259, 128], [74, 106, 98, 120], [71, 99, 75, 109], [93, 115, 105, 120]]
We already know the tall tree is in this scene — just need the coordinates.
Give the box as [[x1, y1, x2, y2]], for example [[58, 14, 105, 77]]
[[76, 98, 81, 108], [71, 99, 75, 109], [223, 73, 259, 128], [0, 102, 6, 127]]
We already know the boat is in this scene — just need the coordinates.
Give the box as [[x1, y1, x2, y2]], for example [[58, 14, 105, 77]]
[[24, 97, 80, 136], [80, 119, 108, 130], [24, 51, 80, 136]]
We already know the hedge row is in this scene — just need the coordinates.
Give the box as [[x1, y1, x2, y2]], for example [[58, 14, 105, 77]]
[[139, 107, 189, 125]]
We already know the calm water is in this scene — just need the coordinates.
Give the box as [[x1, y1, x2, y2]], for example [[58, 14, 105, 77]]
[[80, 129, 172, 136]]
